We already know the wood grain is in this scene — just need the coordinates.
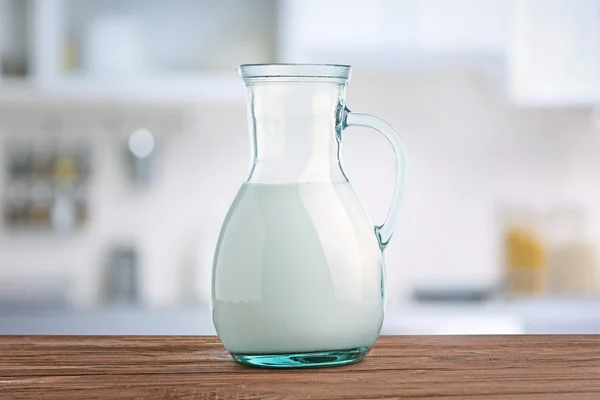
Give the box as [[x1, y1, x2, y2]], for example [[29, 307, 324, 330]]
[[1, 335, 600, 399]]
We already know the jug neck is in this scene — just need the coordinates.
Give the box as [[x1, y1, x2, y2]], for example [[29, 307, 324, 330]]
[[244, 81, 348, 184]]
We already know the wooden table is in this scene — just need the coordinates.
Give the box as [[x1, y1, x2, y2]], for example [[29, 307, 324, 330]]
[[1, 336, 599, 399]]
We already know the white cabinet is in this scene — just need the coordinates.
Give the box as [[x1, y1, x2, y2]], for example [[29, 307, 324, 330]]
[[508, 0, 600, 106], [282, 0, 600, 105], [1, 0, 279, 103], [1, 0, 599, 105], [413, 0, 508, 54], [280, 0, 508, 69]]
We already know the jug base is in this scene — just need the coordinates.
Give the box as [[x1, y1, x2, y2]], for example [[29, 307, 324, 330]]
[[231, 346, 370, 368]]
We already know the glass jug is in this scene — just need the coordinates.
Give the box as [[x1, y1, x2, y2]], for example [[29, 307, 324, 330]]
[[212, 64, 407, 368]]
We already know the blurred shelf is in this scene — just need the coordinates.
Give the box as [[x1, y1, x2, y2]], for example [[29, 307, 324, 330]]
[[46, 73, 244, 103], [0, 74, 244, 105]]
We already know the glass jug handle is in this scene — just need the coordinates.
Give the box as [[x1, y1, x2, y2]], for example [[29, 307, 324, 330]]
[[342, 107, 408, 250]]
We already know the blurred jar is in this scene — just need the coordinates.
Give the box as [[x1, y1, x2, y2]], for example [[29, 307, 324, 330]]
[[28, 180, 53, 227], [54, 141, 79, 184], [7, 141, 30, 178], [75, 142, 92, 181], [74, 185, 88, 227], [4, 181, 29, 227], [50, 185, 76, 234], [500, 205, 548, 297], [30, 138, 56, 179], [547, 206, 597, 296]]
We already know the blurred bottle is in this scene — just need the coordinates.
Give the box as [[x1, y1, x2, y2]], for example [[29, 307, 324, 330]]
[[126, 127, 157, 187], [4, 181, 29, 227], [50, 186, 76, 234], [54, 141, 79, 184], [62, 36, 79, 72], [104, 245, 139, 305], [76, 142, 92, 182], [547, 206, 597, 296], [501, 205, 548, 297], [74, 185, 88, 227], [28, 180, 53, 228], [30, 138, 55, 180], [7, 141, 30, 178]]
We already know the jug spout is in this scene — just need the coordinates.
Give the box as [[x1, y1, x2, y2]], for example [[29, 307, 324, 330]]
[[239, 64, 351, 184]]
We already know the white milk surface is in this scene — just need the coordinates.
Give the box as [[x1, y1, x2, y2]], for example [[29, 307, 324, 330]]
[[213, 182, 384, 354]]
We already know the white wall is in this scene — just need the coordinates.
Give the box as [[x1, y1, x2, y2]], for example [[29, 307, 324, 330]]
[[0, 71, 598, 308], [346, 70, 599, 301]]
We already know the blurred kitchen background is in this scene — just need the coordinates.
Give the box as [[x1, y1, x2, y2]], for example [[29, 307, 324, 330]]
[[1, 0, 600, 335]]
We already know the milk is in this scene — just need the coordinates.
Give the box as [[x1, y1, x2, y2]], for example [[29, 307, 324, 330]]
[[212, 182, 384, 354]]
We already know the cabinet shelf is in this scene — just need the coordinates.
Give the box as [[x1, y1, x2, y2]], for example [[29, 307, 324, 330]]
[[0, 74, 244, 104], [0, 0, 274, 104], [1, 0, 598, 106]]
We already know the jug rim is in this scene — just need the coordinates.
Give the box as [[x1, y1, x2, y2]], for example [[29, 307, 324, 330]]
[[239, 63, 351, 81]]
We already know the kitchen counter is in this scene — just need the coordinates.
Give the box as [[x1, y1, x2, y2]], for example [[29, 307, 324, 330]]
[[5, 299, 600, 335], [1, 335, 600, 399], [0, 305, 524, 335]]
